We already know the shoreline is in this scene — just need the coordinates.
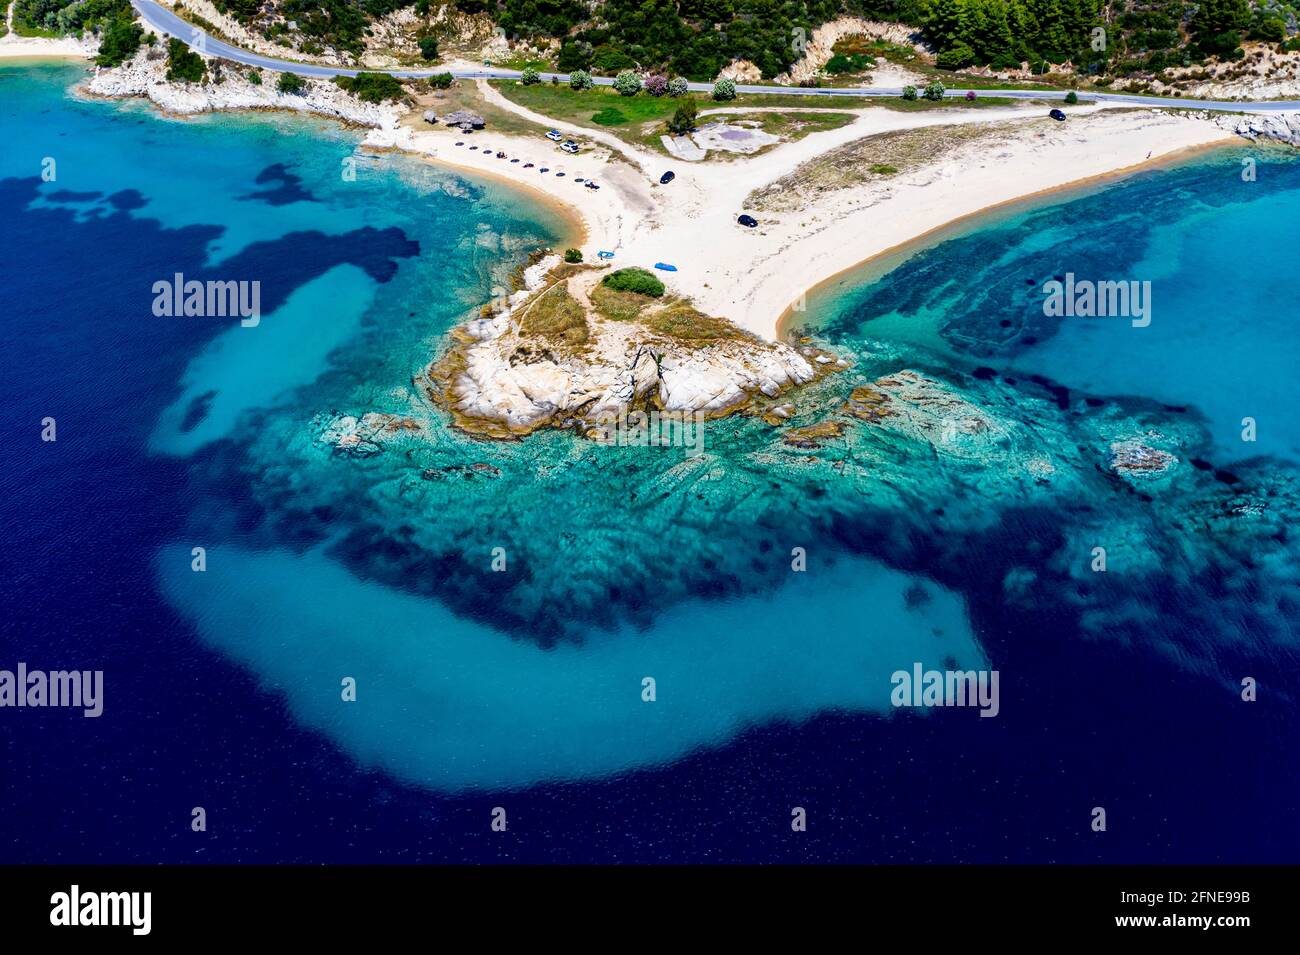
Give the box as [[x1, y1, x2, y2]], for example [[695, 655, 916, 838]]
[[0, 50, 91, 62], [400, 147, 589, 252], [0, 33, 94, 60], [3, 53, 1260, 345], [775, 136, 1239, 339]]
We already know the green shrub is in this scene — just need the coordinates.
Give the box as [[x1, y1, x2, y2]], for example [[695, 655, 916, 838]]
[[666, 98, 698, 134], [935, 42, 975, 71], [1064, 90, 1078, 104], [900, 85, 918, 101], [711, 77, 736, 101], [418, 36, 438, 61], [602, 268, 665, 297], [248, 68, 262, 85], [564, 248, 583, 263], [1249, 17, 1285, 43], [334, 72, 405, 103], [825, 52, 873, 73], [591, 45, 635, 73], [427, 72, 454, 89], [94, 10, 144, 68], [922, 80, 946, 101], [520, 67, 541, 85], [568, 69, 593, 90], [667, 76, 688, 97], [613, 70, 642, 95], [558, 40, 592, 72], [165, 38, 206, 84], [278, 71, 306, 94]]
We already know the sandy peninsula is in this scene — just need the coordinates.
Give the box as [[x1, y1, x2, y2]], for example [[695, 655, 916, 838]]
[[6, 30, 1238, 343], [376, 87, 1237, 341]]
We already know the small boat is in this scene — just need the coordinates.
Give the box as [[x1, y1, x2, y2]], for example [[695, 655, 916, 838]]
[[523, 163, 534, 168], [539, 167, 549, 173], [596, 250, 615, 259], [575, 177, 585, 183], [556, 172, 566, 177], [455, 141, 464, 146], [654, 263, 677, 272], [510, 158, 520, 163]]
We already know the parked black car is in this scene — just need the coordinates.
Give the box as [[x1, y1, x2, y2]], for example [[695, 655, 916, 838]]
[[659, 171, 675, 184], [1049, 108, 1066, 121], [737, 214, 758, 228]]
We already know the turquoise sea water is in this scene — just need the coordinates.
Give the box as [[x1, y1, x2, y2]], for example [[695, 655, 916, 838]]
[[807, 150, 1300, 463], [4, 62, 1297, 861]]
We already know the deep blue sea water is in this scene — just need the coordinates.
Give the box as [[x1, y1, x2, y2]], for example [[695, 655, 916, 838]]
[[2, 62, 1297, 863]]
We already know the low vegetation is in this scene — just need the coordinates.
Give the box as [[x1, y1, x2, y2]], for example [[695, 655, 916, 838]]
[[602, 268, 665, 298], [94, 9, 145, 67], [278, 71, 307, 94], [516, 283, 589, 347], [333, 72, 407, 103], [166, 37, 207, 83], [496, 82, 878, 154], [590, 283, 653, 322], [591, 283, 747, 343], [641, 299, 750, 342], [747, 119, 1019, 212]]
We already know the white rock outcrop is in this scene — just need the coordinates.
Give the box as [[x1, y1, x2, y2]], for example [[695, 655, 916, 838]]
[[429, 269, 821, 436], [1214, 110, 1300, 146], [86, 47, 404, 128]]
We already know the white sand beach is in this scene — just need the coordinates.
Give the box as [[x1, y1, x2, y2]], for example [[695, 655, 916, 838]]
[[0, 0, 94, 59], [382, 90, 1236, 340], [0, 35, 94, 58], [3, 22, 1239, 343]]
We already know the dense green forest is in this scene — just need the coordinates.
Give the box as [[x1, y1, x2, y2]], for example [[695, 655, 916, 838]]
[[469, 0, 1292, 79], [14, 0, 1296, 84], [13, 0, 134, 37]]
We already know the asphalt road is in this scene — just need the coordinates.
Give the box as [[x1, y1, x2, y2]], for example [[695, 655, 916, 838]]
[[131, 0, 1300, 113]]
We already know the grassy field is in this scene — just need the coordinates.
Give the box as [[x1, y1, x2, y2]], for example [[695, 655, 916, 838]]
[[493, 82, 1018, 155], [405, 80, 554, 139], [591, 283, 749, 342], [517, 283, 589, 347], [498, 82, 698, 129], [885, 95, 1015, 111]]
